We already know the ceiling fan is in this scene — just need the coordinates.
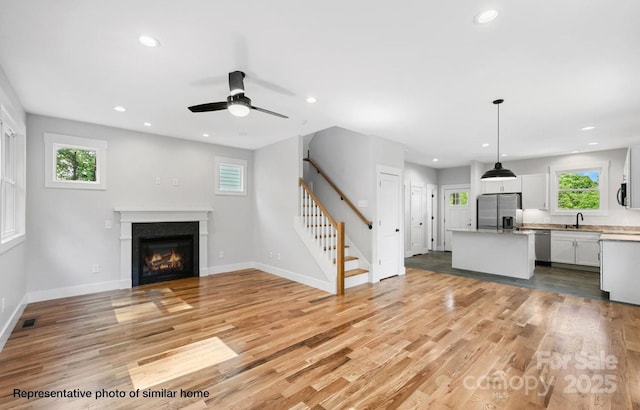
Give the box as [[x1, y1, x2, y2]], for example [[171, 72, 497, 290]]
[[188, 71, 288, 119]]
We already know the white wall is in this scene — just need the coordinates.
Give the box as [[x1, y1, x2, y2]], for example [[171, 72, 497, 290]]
[[500, 149, 640, 227], [253, 136, 328, 289], [438, 166, 471, 185], [0, 64, 27, 351], [25, 115, 255, 298]]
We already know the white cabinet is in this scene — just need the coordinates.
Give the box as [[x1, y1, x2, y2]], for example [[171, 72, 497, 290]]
[[550, 231, 600, 267], [522, 174, 548, 210], [600, 239, 640, 305], [482, 176, 522, 194]]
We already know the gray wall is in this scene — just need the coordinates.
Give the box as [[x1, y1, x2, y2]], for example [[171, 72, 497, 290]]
[[25, 115, 255, 295], [253, 136, 327, 286], [0, 64, 27, 349], [306, 126, 405, 266], [438, 166, 471, 185]]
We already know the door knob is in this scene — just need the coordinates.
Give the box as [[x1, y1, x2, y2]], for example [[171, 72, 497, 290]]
[[395, 228, 400, 232]]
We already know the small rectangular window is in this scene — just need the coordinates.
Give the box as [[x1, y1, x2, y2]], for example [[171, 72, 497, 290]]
[[44, 133, 107, 190], [215, 156, 247, 196], [449, 192, 468, 206]]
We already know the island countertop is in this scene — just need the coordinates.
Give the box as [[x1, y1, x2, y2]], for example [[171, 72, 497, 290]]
[[448, 228, 536, 236]]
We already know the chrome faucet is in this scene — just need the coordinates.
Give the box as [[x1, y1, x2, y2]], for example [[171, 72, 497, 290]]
[[575, 212, 584, 229]]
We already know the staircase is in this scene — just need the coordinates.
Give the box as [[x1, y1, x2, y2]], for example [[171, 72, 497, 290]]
[[296, 178, 369, 295]]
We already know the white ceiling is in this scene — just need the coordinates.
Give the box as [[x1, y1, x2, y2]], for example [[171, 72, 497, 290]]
[[1, 0, 639, 168]]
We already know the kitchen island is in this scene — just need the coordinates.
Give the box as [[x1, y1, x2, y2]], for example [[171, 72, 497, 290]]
[[450, 229, 536, 279]]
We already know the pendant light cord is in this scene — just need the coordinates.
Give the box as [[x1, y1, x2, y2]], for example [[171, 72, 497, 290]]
[[496, 103, 500, 163]]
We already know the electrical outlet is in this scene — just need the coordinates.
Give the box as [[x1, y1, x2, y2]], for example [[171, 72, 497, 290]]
[[219, 251, 224, 258], [277, 253, 281, 260], [104, 220, 112, 229], [155, 177, 161, 185], [269, 252, 273, 258], [1, 297, 5, 313], [92, 264, 100, 273], [172, 178, 179, 186]]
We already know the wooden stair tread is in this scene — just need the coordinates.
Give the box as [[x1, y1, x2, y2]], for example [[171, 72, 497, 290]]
[[345, 268, 368, 277], [333, 256, 358, 264]]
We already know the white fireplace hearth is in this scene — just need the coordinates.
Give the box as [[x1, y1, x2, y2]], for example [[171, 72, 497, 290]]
[[115, 208, 212, 287]]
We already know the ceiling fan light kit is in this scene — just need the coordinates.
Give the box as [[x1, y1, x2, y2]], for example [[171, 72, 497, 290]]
[[481, 99, 517, 181], [188, 70, 288, 119]]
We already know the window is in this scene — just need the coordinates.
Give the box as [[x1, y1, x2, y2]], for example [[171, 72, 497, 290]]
[[44, 133, 107, 190], [215, 156, 247, 195], [550, 162, 609, 215], [449, 191, 468, 206], [0, 106, 26, 251]]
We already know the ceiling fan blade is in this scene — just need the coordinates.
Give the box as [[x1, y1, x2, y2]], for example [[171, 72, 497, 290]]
[[251, 105, 289, 119], [188, 102, 227, 113]]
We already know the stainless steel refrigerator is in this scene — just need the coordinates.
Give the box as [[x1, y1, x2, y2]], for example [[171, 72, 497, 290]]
[[477, 193, 522, 229]]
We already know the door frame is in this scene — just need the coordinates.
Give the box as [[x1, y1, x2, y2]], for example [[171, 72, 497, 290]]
[[440, 184, 471, 251], [375, 165, 404, 282]]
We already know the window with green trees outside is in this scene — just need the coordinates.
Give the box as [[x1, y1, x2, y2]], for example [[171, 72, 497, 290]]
[[557, 170, 600, 209], [55, 147, 97, 182]]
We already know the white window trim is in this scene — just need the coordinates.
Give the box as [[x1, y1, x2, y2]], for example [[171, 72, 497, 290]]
[[44, 133, 107, 190], [0, 105, 26, 254], [549, 161, 609, 216], [214, 156, 247, 196]]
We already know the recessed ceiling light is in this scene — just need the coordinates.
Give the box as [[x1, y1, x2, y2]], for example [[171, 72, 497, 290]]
[[432, 158, 439, 163], [474, 9, 499, 24], [482, 143, 490, 147], [588, 142, 599, 146], [202, 133, 209, 137], [138, 35, 160, 48], [581, 126, 595, 131], [113, 106, 126, 112], [143, 122, 151, 127], [306, 97, 317, 104]]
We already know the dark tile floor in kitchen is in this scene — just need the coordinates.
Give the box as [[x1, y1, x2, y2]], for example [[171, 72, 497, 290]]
[[405, 251, 608, 301]]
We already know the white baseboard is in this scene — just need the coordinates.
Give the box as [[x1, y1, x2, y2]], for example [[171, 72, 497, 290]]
[[27, 279, 130, 303], [0, 294, 28, 352], [206, 262, 256, 276], [254, 262, 335, 294]]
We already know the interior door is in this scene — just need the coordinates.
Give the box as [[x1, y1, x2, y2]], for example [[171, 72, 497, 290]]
[[444, 187, 471, 251], [410, 185, 425, 254], [378, 171, 401, 280]]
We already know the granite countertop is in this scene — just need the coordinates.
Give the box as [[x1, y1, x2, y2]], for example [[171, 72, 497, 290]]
[[600, 233, 640, 242], [449, 228, 535, 235], [522, 223, 640, 234]]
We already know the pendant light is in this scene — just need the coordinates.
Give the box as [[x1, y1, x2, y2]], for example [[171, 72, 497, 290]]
[[481, 99, 517, 180]]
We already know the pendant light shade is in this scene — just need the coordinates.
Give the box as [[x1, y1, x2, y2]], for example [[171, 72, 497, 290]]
[[481, 99, 517, 181]]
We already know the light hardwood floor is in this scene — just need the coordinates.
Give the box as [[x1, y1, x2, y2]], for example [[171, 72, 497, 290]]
[[1, 268, 639, 409]]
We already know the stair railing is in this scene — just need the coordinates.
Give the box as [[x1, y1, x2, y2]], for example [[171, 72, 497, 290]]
[[304, 157, 373, 230], [299, 178, 345, 295]]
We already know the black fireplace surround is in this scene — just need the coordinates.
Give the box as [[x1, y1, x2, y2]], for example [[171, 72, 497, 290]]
[[131, 221, 199, 286]]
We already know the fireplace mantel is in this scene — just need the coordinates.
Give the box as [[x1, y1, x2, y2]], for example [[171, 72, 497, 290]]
[[116, 208, 213, 287]]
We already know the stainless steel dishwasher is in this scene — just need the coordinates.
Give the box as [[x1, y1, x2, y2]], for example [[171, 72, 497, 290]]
[[534, 229, 551, 265]]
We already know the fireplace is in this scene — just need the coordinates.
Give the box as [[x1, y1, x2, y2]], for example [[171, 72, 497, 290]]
[[132, 222, 199, 286]]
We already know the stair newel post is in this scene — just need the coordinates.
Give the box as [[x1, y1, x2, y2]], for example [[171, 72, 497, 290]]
[[300, 183, 305, 228], [337, 221, 345, 296]]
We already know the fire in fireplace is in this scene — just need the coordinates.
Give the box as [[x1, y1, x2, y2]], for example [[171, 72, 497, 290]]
[[132, 222, 199, 286]]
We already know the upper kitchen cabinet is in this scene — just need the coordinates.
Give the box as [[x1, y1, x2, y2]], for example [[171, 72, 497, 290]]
[[522, 174, 549, 209], [482, 176, 522, 194]]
